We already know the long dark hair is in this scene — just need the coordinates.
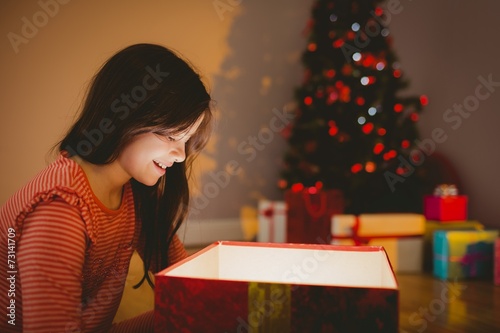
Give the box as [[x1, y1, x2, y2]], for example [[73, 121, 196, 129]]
[[59, 43, 213, 287]]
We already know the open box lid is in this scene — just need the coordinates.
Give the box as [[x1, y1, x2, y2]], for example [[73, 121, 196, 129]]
[[157, 241, 398, 290]]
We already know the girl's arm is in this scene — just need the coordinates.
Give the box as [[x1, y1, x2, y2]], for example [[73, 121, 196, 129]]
[[18, 198, 87, 332]]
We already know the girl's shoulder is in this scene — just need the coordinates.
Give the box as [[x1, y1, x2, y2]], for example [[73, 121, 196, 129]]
[[0, 154, 97, 239]]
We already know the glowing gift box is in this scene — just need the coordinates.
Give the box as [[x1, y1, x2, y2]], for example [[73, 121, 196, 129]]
[[154, 241, 399, 332]]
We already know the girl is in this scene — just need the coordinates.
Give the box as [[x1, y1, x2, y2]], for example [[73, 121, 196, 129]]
[[0, 43, 213, 332]]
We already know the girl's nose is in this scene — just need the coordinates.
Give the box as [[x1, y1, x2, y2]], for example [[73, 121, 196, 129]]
[[172, 141, 186, 163]]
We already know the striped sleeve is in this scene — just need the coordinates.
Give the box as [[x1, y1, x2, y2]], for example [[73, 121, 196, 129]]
[[18, 198, 87, 332]]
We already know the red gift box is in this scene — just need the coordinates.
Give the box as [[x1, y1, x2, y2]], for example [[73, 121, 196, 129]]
[[423, 195, 468, 221], [495, 238, 500, 286], [286, 188, 344, 244], [155, 241, 398, 332]]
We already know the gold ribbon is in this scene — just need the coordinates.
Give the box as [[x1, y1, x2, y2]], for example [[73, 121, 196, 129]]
[[248, 282, 291, 332]]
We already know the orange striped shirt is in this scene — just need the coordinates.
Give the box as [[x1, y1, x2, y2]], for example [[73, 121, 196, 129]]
[[0, 154, 187, 332]]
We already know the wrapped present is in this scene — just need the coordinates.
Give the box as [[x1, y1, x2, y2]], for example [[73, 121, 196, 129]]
[[257, 201, 287, 243], [331, 214, 425, 273], [433, 230, 498, 280], [424, 184, 467, 221], [286, 188, 344, 244], [332, 237, 423, 273], [155, 241, 399, 332], [495, 238, 500, 286], [331, 214, 425, 244], [423, 220, 484, 272]]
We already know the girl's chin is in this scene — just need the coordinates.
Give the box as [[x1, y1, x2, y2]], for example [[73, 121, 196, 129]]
[[135, 175, 163, 187]]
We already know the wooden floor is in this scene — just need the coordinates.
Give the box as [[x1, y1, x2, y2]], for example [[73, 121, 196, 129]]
[[397, 273, 500, 332]]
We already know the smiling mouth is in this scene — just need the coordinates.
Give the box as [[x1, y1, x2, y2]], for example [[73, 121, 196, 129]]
[[153, 160, 171, 169]]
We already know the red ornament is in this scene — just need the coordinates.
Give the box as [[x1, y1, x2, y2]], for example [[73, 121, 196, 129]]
[[365, 162, 376, 173], [383, 150, 397, 161], [401, 140, 410, 149], [325, 69, 336, 78], [356, 96, 365, 106], [362, 55, 375, 67], [411, 152, 422, 164], [333, 39, 345, 48], [308, 43, 317, 52], [340, 86, 351, 103], [326, 91, 339, 105], [410, 113, 419, 122], [351, 163, 363, 174], [304, 96, 313, 106], [278, 179, 287, 189], [393, 69, 401, 78], [362, 123, 374, 134], [420, 95, 429, 106], [375, 7, 384, 16], [394, 104, 403, 113], [315, 181, 323, 189], [291, 183, 304, 193], [378, 128, 386, 136], [328, 120, 339, 136], [308, 186, 318, 194], [373, 143, 384, 154]]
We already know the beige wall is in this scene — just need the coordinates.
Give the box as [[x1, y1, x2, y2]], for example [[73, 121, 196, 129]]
[[0, 0, 238, 204], [1, 0, 499, 231]]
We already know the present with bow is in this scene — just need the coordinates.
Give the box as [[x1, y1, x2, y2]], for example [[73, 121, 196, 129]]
[[331, 214, 426, 272], [422, 220, 484, 272], [286, 188, 344, 244], [424, 184, 468, 222], [433, 230, 499, 280], [257, 201, 287, 243]]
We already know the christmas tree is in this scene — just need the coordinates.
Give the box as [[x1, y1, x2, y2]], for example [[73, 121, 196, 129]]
[[279, 0, 428, 214]]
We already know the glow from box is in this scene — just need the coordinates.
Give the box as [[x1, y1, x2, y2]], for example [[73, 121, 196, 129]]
[[160, 242, 397, 289]]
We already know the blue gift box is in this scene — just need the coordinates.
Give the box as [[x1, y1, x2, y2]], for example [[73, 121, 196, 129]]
[[433, 230, 498, 280]]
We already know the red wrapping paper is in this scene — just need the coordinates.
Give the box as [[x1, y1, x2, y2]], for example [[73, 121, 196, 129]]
[[154, 242, 399, 332], [155, 277, 398, 333], [423, 195, 468, 221]]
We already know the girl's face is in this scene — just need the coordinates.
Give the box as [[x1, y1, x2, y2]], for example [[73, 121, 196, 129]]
[[117, 116, 204, 186]]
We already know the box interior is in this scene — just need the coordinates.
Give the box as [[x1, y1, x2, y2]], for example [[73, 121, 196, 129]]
[[161, 243, 397, 289]]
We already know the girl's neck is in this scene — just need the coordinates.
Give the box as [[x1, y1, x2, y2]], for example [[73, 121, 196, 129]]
[[70, 155, 129, 210]]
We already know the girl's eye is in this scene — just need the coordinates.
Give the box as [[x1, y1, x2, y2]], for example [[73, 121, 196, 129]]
[[167, 137, 177, 142]]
